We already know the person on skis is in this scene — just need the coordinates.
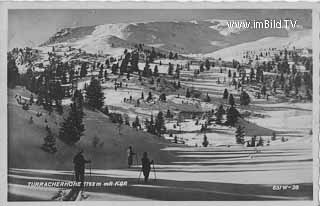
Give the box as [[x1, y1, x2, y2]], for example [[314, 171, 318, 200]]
[[127, 146, 136, 168], [73, 149, 91, 187], [141, 152, 154, 183]]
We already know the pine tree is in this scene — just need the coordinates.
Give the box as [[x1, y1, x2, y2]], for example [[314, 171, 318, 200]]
[[223, 88, 229, 99], [261, 85, 267, 96], [111, 64, 118, 74], [186, 88, 191, 98], [240, 91, 250, 106], [150, 78, 155, 85], [233, 72, 237, 78], [26, 67, 35, 88], [294, 73, 302, 94], [174, 135, 178, 143], [80, 62, 87, 78], [200, 63, 204, 72], [149, 47, 156, 62], [235, 125, 245, 144], [42, 127, 57, 153], [257, 137, 264, 146], [154, 65, 159, 77], [146, 115, 155, 134], [104, 70, 108, 80], [8, 53, 20, 88], [120, 52, 130, 74], [53, 82, 64, 114], [169, 52, 173, 59], [204, 92, 211, 102], [146, 92, 152, 102], [250, 68, 255, 81], [103, 105, 109, 115], [175, 66, 180, 79], [215, 104, 225, 124], [228, 94, 235, 106], [105, 59, 110, 68], [59, 103, 85, 144], [271, 131, 276, 141], [155, 111, 166, 136], [85, 78, 104, 110], [166, 109, 172, 118], [133, 116, 140, 128], [99, 66, 104, 79], [168, 63, 174, 75], [226, 106, 240, 126], [250, 136, 257, 147], [205, 59, 210, 71], [159, 93, 166, 102], [124, 114, 130, 125]]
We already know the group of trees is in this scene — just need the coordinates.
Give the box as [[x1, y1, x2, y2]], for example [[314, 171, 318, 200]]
[[23, 70, 65, 113], [7, 52, 20, 88], [8, 45, 182, 150], [7, 50, 84, 113], [133, 44, 167, 62], [11, 42, 308, 151], [235, 126, 262, 146], [58, 76, 104, 145], [168, 51, 179, 60], [145, 112, 166, 136]]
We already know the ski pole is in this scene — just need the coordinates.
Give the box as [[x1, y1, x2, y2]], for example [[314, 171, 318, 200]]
[[152, 162, 156, 182], [138, 167, 142, 183], [135, 154, 139, 166]]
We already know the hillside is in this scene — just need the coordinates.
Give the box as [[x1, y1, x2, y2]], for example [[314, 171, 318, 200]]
[[200, 29, 312, 61], [40, 19, 293, 55], [8, 87, 175, 171]]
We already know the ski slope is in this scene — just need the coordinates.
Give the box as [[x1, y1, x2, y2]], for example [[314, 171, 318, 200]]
[[202, 29, 312, 61]]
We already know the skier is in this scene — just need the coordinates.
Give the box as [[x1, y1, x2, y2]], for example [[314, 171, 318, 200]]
[[73, 150, 91, 187], [141, 152, 154, 183], [127, 146, 136, 168]]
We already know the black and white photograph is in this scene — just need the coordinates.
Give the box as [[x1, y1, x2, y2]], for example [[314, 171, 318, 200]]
[[4, 5, 316, 203]]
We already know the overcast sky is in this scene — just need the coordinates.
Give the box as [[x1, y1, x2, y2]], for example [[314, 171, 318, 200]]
[[8, 9, 312, 50]]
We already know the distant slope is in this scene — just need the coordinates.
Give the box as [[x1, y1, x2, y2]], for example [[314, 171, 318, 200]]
[[200, 29, 312, 61], [40, 20, 293, 55]]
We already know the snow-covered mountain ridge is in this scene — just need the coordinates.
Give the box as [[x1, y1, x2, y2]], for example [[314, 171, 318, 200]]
[[40, 19, 310, 56]]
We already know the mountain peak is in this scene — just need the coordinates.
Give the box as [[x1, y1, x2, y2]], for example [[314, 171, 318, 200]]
[[39, 20, 309, 57]]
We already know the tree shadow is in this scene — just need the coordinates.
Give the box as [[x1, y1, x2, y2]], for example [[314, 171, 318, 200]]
[[8, 169, 312, 201]]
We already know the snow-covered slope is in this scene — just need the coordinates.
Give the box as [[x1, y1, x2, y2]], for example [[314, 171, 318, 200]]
[[199, 29, 312, 61], [40, 19, 297, 55], [67, 24, 130, 56]]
